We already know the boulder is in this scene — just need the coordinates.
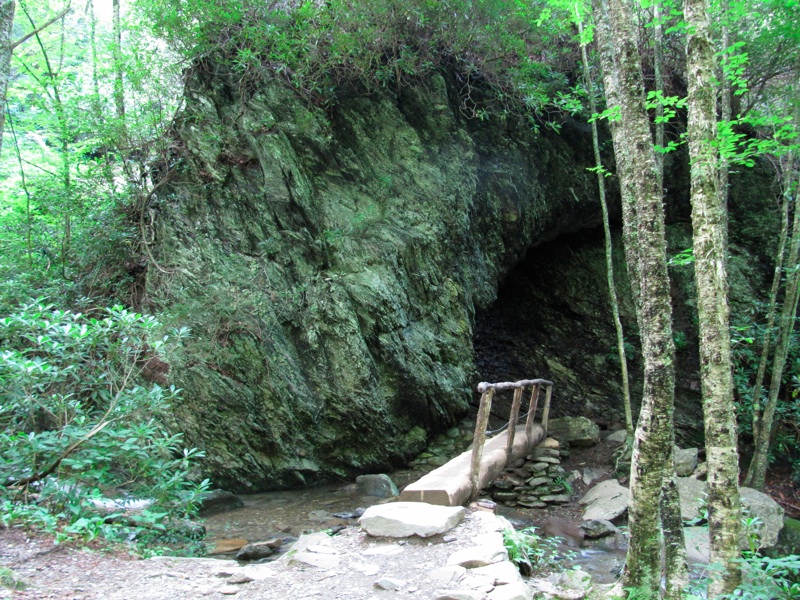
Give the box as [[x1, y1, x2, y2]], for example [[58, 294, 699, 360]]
[[547, 417, 600, 448], [355, 474, 399, 498], [684, 526, 711, 564], [676, 477, 707, 521], [580, 479, 629, 522], [677, 480, 785, 548], [580, 519, 618, 539], [740, 487, 785, 548], [359, 502, 465, 537], [674, 447, 699, 477], [197, 489, 244, 516], [605, 429, 628, 444], [766, 517, 800, 557]]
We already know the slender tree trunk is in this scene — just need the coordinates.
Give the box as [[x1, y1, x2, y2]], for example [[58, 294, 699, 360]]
[[684, 0, 742, 592], [747, 167, 790, 455], [19, 0, 71, 274], [0, 0, 15, 158], [594, 0, 685, 594], [746, 153, 800, 490], [575, 10, 633, 439], [113, 0, 125, 122], [718, 4, 731, 258], [653, 0, 664, 184]]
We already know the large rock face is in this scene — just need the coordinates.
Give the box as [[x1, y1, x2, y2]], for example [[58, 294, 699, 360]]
[[149, 70, 602, 490]]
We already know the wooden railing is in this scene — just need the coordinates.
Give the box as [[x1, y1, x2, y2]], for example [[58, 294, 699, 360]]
[[469, 379, 554, 500]]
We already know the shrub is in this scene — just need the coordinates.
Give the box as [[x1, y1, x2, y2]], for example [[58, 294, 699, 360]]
[[0, 300, 208, 552]]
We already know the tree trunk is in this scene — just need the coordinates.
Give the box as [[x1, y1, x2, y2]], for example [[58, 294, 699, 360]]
[[594, 0, 685, 594], [0, 0, 15, 158], [684, 0, 742, 592], [576, 10, 633, 439], [113, 0, 125, 122]]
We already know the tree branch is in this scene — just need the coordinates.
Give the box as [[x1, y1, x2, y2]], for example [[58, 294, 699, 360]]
[[10, 6, 70, 50]]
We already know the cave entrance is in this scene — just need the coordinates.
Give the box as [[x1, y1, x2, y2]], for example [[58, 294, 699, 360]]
[[472, 227, 635, 430]]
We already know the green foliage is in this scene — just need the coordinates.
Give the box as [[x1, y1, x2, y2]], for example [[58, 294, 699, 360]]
[[721, 554, 800, 600], [0, 301, 208, 553], [139, 0, 576, 120], [502, 526, 563, 576]]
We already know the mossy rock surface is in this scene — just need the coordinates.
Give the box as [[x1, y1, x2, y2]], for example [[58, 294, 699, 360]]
[[149, 69, 601, 490], [149, 66, 779, 491]]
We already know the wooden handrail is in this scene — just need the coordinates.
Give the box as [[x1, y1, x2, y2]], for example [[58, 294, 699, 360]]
[[469, 378, 554, 500]]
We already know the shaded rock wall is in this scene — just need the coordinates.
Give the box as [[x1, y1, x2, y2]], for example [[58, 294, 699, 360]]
[[150, 70, 602, 491]]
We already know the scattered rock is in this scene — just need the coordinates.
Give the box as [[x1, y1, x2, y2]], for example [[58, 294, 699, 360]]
[[351, 561, 380, 576], [472, 561, 523, 585], [235, 539, 282, 561], [226, 573, 254, 585], [374, 577, 405, 590], [674, 447, 699, 477], [446, 540, 507, 568], [605, 430, 627, 444], [486, 580, 533, 600], [289, 551, 341, 569], [359, 502, 466, 538], [580, 479, 630, 522], [209, 539, 249, 555], [218, 585, 240, 595], [197, 489, 244, 516], [547, 417, 600, 448], [580, 519, 618, 539], [332, 508, 365, 519], [532, 568, 593, 599], [431, 565, 467, 584], [435, 591, 484, 600], [287, 532, 333, 555], [581, 467, 607, 486]]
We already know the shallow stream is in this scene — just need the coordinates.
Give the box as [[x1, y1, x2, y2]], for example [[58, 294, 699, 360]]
[[202, 421, 627, 585]]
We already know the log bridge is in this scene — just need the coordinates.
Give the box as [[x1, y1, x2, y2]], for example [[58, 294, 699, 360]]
[[400, 378, 554, 507]]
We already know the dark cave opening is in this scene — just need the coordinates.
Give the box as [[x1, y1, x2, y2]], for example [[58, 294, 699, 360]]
[[471, 225, 706, 443], [472, 227, 637, 429]]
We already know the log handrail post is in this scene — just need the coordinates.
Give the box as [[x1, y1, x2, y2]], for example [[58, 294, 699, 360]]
[[469, 387, 495, 500], [541, 384, 553, 436], [504, 387, 524, 463], [525, 382, 541, 440]]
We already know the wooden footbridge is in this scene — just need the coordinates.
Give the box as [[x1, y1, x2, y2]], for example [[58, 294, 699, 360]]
[[400, 379, 553, 506]]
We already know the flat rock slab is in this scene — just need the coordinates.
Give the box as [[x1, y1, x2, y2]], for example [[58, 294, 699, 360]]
[[580, 479, 629, 522], [359, 502, 466, 538]]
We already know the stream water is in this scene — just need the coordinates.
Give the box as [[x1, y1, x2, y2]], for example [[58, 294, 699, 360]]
[[202, 421, 628, 585]]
